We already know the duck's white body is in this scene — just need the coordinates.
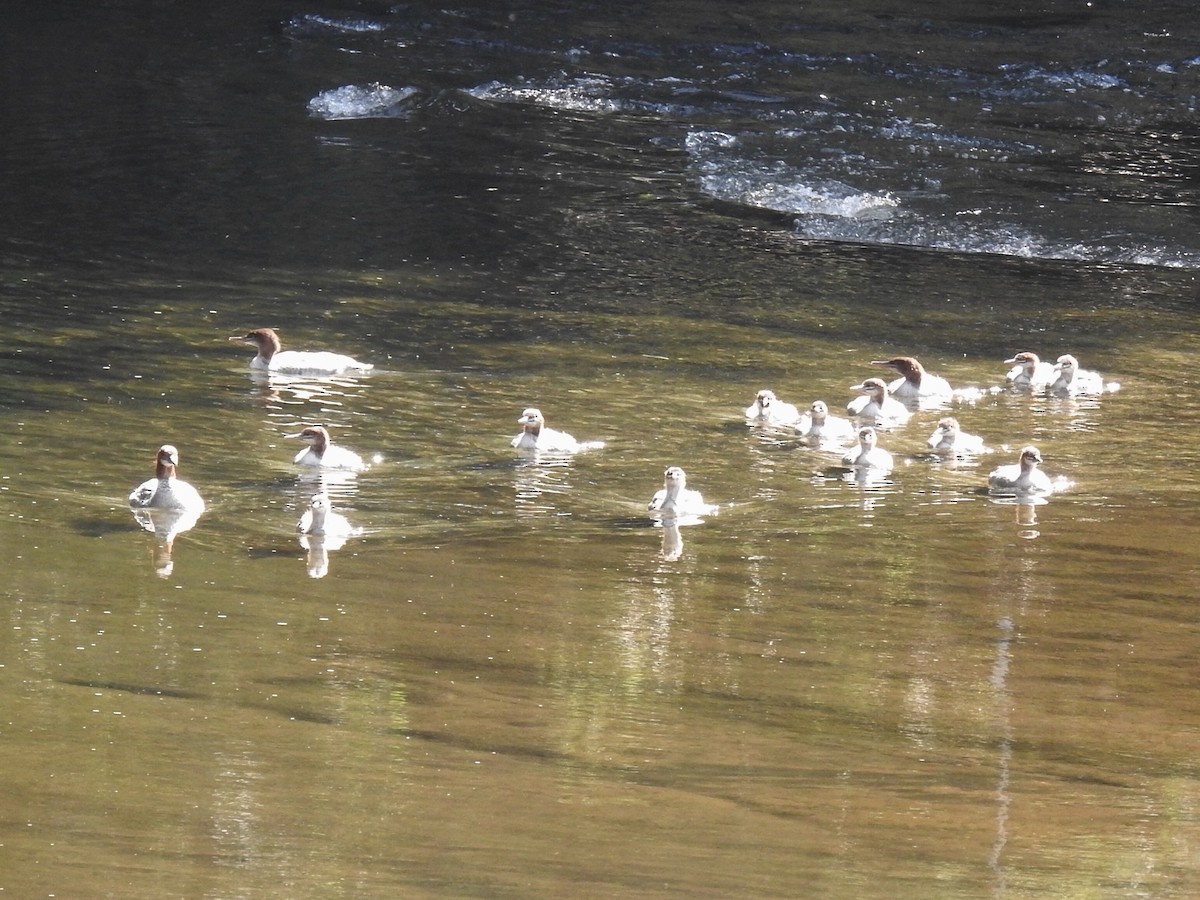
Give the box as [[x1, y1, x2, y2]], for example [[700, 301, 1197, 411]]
[[745, 390, 802, 426], [230, 328, 372, 376], [988, 446, 1054, 496], [841, 427, 894, 472], [297, 493, 356, 537], [872, 356, 954, 402], [794, 400, 857, 445], [649, 466, 716, 517], [287, 425, 366, 470], [927, 417, 987, 457], [128, 445, 206, 513], [511, 408, 602, 453], [847, 378, 912, 426], [1047, 354, 1106, 396], [1004, 352, 1055, 390]]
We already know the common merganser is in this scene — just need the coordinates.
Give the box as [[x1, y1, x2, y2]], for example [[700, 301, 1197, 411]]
[[988, 446, 1053, 496], [286, 425, 366, 470], [648, 466, 716, 517], [841, 426, 894, 472], [1047, 354, 1107, 396], [745, 389, 802, 426], [229, 327, 373, 375], [846, 378, 912, 426], [927, 416, 987, 457], [1004, 352, 1055, 390], [871, 356, 953, 403], [512, 408, 603, 453], [794, 400, 857, 445], [128, 445, 206, 513], [297, 493, 356, 537]]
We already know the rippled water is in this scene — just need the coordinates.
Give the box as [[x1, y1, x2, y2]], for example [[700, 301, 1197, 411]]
[[3, 2, 1200, 897]]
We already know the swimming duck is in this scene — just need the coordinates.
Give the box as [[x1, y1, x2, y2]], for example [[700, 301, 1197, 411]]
[[841, 426, 894, 472], [1047, 354, 1106, 396], [745, 389, 802, 426], [871, 356, 953, 403], [988, 446, 1053, 496], [1004, 352, 1055, 390], [648, 466, 716, 517], [297, 493, 356, 537], [511, 408, 603, 453], [286, 425, 366, 470], [128, 444, 206, 513], [927, 417, 987, 457], [846, 378, 912, 426], [229, 327, 373, 375], [794, 400, 857, 445]]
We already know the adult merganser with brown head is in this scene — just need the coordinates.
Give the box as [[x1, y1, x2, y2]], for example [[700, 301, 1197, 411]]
[[846, 378, 912, 426], [511, 408, 603, 453], [229, 327, 373, 376], [841, 426, 894, 472], [128, 444, 206, 513], [988, 446, 1053, 496], [1047, 354, 1107, 396], [648, 466, 716, 517], [927, 417, 987, 457], [286, 425, 366, 470], [1004, 352, 1055, 390], [871, 356, 953, 403], [794, 400, 857, 445], [745, 389, 802, 426]]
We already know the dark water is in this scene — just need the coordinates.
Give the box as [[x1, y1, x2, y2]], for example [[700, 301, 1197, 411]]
[[3, 2, 1200, 897]]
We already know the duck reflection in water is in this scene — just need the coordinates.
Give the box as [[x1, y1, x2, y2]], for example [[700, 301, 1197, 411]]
[[297, 493, 360, 578], [659, 516, 684, 561], [132, 506, 203, 578]]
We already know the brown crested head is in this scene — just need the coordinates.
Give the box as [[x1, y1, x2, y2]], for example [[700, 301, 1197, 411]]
[[287, 425, 330, 454], [155, 444, 180, 478], [871, 356, 923, 383], [230, 328, 282, 360]]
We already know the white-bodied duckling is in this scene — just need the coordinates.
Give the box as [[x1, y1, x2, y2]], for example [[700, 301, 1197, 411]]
[[988, 446, 1054, 496], [794, 400, 857, 445], [847, 378, 912, 426], [1047, 354, 1108, 396], [745, 389, 802, 426], [927, 416, 988, 457], [286, 425, 366, 471], [841, 426, 894, 472], [229, 327, 372, 376], [511, 407, 602, 453], [648, 466, 716, 517], [871, 356, 954, 403], [297, 493, 356, 537], [128, 444, 206, 513], [1004, 352, 1055, 390]]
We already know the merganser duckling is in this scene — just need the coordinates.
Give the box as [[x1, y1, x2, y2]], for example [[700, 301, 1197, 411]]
[[988, 446, 1053, 496], [871, 356, 953, 403], [229, 327, 372, 376], [511, 408, 603, 453], [794, 400, 857, 445], [745, 389, 802, 426], [286, 425, 366, 470], [128, 445, 206, 513], [841, 426, 894, 471], [648, 466, 716, 517], [297, 493, 356, 537], [927, 416, 987, 457], [846, 378, 912, 426], [1047, 354, 1107, 396], [1004, 352, 1055, 390]]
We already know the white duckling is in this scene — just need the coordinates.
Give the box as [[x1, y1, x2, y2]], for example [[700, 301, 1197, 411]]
[[286, 425, 366, 471], [745, 389, 802, 426], [648, 466, 716, 517], [927, 416, 988, 457], [128, 444, 206, 513], [229, 327, 372, 376], [511, 407, 602, 453], [988, 446, 1054, 496], [297, 493, 356, 537], [794, 400, 857, 445], [1004, 352, 1055, 390], [871, 356, 953, 403], [1047, 354, 1107, 396], [846, 377, 912, 426], [841, 426, 894, 472]]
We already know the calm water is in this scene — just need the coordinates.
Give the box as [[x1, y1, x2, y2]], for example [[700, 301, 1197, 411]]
[[3, 2, 1200, 897]]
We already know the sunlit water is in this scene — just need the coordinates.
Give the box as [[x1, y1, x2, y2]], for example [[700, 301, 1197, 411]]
[[3, 2, 1200, 897]]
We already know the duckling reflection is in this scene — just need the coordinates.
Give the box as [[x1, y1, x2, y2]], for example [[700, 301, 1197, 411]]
[[297, 493, 360, 578], [131, 506, 202, 578], [512, 454, 572, 518], [659, 516, 684, 561]]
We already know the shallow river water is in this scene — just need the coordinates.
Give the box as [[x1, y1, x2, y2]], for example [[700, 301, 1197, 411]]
[[3, 2, 1200, 897]]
